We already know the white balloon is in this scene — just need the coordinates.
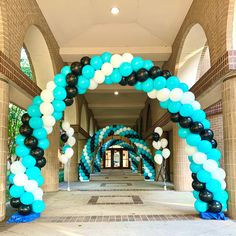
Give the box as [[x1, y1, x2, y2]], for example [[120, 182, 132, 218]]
[[122, 53, 133, 63], [41, 90, 54, 103], [94, 70, 105, 84], [162, 148, 171, 159], [24, 180, 38, 192], [60, 154, 68, 164], [46, 81, 56, 91], [154, 127, 163, 136], [89, 79, 98, 90], [42, 115, 56, 127], [62, 121, 70, 131], [10, 161, 26, 175], [101, 62, 113, 76], [33, 187, 43, 200], [40, 102, 54, 115], [220, 180, 226, 190], [45, 126, 53, 134], [154, 154, 163, 165], [148, 173, 152, 177], [156, 88, 170, 102], [65, 148, 74, 158], [147, 90, 157, 99], [181, 92, 195, 104], [211, 168, 226, 181], [110, 54, 123, 68], [185, 145, 197, 156], [152, 141, 161, 150], [67, 136, 76, 146], [203, 159, 218, 172], [169, 88, 184, 102], [66, 127, 74, 137], [136, 156, 141, 161], [191, 101, 201, 110], [192, 152, 207, 164], [160, 138, 168, 148], [13, 173, 28, 186]]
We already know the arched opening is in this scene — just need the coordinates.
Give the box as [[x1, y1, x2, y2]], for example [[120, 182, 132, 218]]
[[80, 104, 88, 132], [176, 24, 211, 88], [20, 47, 34, 81]]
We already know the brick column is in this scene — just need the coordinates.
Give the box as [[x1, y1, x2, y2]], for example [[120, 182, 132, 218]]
[[0, 79, 9, 221], [42, 122, 60, 192], [222, 76, 236, 219], [172, 124, 192, 191]]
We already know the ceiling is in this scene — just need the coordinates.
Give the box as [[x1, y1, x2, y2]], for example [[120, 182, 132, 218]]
[[36, 0, 193, 128]]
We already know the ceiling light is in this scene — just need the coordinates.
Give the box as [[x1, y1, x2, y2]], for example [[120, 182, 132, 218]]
[[114, 91, 119, 95], [111, 7, 119, 15]]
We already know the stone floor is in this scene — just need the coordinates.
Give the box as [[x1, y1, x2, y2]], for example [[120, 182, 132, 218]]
[[1, 169, 236, 236]]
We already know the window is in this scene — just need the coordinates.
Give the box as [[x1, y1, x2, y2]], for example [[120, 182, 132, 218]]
[[20, 47, 33, 80]]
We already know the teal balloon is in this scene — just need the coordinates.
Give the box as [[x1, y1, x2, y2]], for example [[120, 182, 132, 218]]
[[119, 62, 132, 77], [168, 101, 181, 113], [20, 192, 34, 205], [192, 109, 206, 122], [208, 148, 221, 161], [78, 76, 90, 89], [104, 76, 113, 84], [53, 87, 67, 100], [143, 60, 154, 70], [206, 179, 221, 193], [194, 200, 208, 212], [110, 69, 122, 83], [54, 73, 66, 87], [16, 145, 30, 158], [101, 52, 112, 63], [33, 128, 47, 140], [16, 135, 25, 145], [26, 167, 41, 179], [179, 104, 194, 117], [197, 140, 212, 154], [78, 88, 87, 94], [155, 150, 162, 155], [179, 82, 188, 92], [82, 65, 95, 79], [197, 170, 211, 183], [135, 81, 142, 90], [32, 200, 45, 213], [9, 185, 24, 198], [53, 111, 63, 121], [160, 100, 169, 109], [141, 78, 154, 92], [153, 76, 166, 90], [8, 173, 15, 184], [62, 145, 70, 153], [91, 56, 103, 70], [201, 119, 211, 129], [186, 134, 201, 146], [29, 117, 43, 129], [190, 162, 202, 173], [213, 190, 229, 202], [166, 76, 180, 90], [193, 190, 200, 199], [27, 104, 41, 117], [61, 66, 71, 76], [22, 155, 36, 168], [38, 138, 50, 150], [221, 201, 227, 211], [188, 156, 193, 162], [178, 128, 189, 138], [35, 175, 44, 187], [33, 96, 43, 106], [52, 100, 66, 112], [131, 57, 144, 71]]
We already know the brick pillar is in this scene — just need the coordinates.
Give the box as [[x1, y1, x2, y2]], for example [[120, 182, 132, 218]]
[[42, 122, 60, 192], [222, 76, 236, 219], [172, 124, 192, 191], [0, 79, 9, 221], [64, 132, 79, 182]]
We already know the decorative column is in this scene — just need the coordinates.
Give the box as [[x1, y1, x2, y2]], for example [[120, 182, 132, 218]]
[[0, 79, 9, 221], [172, 124, 192, 191], [222, 76, 236, 219], [41, 122, 60, 192]]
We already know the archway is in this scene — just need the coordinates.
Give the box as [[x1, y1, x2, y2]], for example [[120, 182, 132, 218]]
[[8, 52, 227, 221]]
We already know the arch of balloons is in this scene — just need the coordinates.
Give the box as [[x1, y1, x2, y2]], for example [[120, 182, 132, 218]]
[[79, 125, 155, 181], [8, 51, 227, 220]]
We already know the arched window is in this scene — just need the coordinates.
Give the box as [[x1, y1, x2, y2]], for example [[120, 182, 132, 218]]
[[20, 47, 33, 80]]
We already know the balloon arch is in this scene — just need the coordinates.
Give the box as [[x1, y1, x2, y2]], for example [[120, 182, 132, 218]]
[[8, 52, 228, 221], [79, 125, 154, 181]]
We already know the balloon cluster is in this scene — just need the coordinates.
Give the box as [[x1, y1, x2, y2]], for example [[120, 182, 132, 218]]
[[58, 121, 76, 164], [79, 125, 155, 181], [152, 127, 171, 165]]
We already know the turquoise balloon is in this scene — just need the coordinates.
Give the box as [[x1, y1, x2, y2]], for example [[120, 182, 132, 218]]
[[119, 62, 132, 77], [22, 155, 36, 168], [131, 57, 144, 71], [178, 128, 189, 138], [9, 185, 24, 198], [143, 60, 154, 70], [62, 145, 70, 153], [82, 65, 95, 79], [155, 150, 162, 155], [110, 69, 122, 83], [153, 76, 166, 90], [135, 81, 142, 90], [26, 167, 41, 179], [192, 109, 206, 122], [179, 104, 194, 117], [35, 175, 44, 187], [160, 100, 169, 109], [29, 117, 43, 129], [190, 162, 202, 173], [193, 190, 200, 199], [166, 76, 180, 90], [52, 100, 66, 112], [32, 200, 45, 213], [20, 192, 34, 205], [33, 128, 47, 140], [104, 76, 113, 84], [53, 87, 67, 100], [201, 119, 211, 129], [179, 82, 189, 92], [54, 73, 66, 87], [168, 101, 181, 113], [194, 200, 208, 212], [16, 145, 30, 158], [208, 148, 221, 161], [197, 140, 212, 154], [38, 138, 50, 150], [61, 66, 71, 76], [78, 88, 87, 94], [16, 135, 25, 145], [53, 111, 63, 121], [8, 173, 15, 184], [197, 170, 211, 183], [78, 76, 90, 89], [91, 56, 103, 70], [33, 96, 43, 106], [186, 133, 201, 146], [206, 179, 221, 193], [141, 78, 154, 92], [27, 104, 41, 117], [188, 156, 193, 162], [101, 52, 112, 62], [213, 190, 229, 202], [221, 201, 227, 211]]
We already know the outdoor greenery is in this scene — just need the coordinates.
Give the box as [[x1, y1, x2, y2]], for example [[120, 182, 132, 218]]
[[20, 47, 33, 80]]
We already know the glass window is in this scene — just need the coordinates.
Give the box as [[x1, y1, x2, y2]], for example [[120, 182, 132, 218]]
[[105, 150, 111, 168], [20, 47, 33, 80], [122, 150, 129, 168]]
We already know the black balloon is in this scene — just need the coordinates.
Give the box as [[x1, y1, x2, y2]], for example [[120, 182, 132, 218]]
[[201, 129, 214, 141], [192, 180, 205, 191], [190, 122, 204, 134], [61, 133, 69, 142], [66, 86, 78, 98], [71, 62, 83, 76], [127, 72, 137, 86], [179, 116, 193, 128], [64, 97, 74, 106], [30, 147, 44, 159], [21, 113, 30, 124], [191, 173, 197, 180], [170, 113, 181, 123], [108, 130, 114, 136], [136, 69, 149, 82], [208, 200, 222, 213], [18, 204, 32, 215], [162, 70, 172, 78], [210, 139, 218, 148], [199, 190, 213, 203], [80, 56, 90, 66], [149, 66, 162, 79], [24, 136, 38, 149], [66, 73, 78, 86], [152, 132, 160, 142], [19, 124, 33, 137], [119, 77, 128, 86], [10, 198, 21, 208], [36, 157, 46, 168]]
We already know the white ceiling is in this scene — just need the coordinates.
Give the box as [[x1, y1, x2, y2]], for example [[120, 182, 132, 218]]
[[36, 0, 193, 128]]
